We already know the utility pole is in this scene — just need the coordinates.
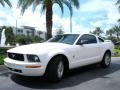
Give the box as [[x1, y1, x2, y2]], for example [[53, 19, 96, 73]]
[[16, 19, 17, 35], [70, 13, 72, 33], [70, 0, 72, 33]]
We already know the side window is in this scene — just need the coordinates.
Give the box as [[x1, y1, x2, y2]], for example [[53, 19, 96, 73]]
[[77, 34, 97, 44], [98, 37, 104, 42]]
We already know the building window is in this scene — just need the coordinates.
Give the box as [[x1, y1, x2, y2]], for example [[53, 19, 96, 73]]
[[17, 29, 23, 34]]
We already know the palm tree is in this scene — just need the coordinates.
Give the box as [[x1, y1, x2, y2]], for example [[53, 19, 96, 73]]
[[116, 0, 120, 11], [0, 0, 12, 7], [56, 28, 64, 35], [18, 0, 79, 39], [106, 29, 114, 37], [118, 19, 120, 22], [91, 27, 103, 36], [118, 19, 120, 25], [112, 25, 120, 39]]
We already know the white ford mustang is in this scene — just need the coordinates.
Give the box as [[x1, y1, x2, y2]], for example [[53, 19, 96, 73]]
[[4, 34, 114, 82]]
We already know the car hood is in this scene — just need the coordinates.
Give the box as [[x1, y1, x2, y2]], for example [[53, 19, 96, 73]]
[[7, 42, 71, 54]]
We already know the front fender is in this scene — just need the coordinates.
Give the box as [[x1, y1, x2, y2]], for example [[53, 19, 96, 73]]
[[39, 49, 70, 72], [47, 49, 69, 62]]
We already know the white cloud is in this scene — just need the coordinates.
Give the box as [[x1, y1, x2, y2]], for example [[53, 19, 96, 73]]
[[80, 0, 120, 32], [52, 15, 90, 34], [80, 0, 102, 12], [90, 20, 108, 28], [80, 0, 115, 12], [107, 7, 120, 24], [19, 11, 46, 29]]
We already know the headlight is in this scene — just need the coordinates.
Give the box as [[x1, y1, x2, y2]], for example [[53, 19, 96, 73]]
[[27, 55, 40, 62]]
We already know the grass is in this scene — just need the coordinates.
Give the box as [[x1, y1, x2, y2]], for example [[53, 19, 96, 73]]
[[113, 48, 120, 57], [0, 47, 11, 65], [0, 54, 6, 65], [114, 49, 120, 52]]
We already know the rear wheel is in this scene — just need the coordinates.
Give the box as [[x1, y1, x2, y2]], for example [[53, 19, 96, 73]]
[[101, 52, 111, 68], [46, 56, 64, 82]]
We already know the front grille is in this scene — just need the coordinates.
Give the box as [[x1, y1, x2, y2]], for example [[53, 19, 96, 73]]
[[8, 52, 24, 61]]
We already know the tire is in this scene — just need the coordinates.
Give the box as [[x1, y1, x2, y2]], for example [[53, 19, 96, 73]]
[[46, 56, 64, 82], [101, 52, 111, 68]]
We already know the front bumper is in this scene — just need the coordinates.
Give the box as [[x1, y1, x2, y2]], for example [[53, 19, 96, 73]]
[[4, 58, 46, 76]]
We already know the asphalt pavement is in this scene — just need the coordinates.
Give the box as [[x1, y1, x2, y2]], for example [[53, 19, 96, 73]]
[[0, 65, 8, 74], [0, 57, 120, 90]]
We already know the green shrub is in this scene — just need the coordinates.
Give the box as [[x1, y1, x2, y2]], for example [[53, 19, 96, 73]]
[[0, 47, 10, 65], [113, 48, 120, 57], [15, 35, 44, 45], [0, 54, 5, 65], [0, 47, 8, 54], [115, 46, 120, 50]]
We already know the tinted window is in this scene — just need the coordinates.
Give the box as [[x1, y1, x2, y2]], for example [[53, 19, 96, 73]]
[[77, 34, 97, 44], [98, 37, 104, 42], [48, 34, 79, 45]]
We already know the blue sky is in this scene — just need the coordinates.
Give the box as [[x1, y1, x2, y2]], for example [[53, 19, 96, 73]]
[[0, 0, 119, 34]]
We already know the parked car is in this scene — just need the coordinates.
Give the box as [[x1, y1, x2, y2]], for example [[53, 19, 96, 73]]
[[115, 41, 120, 46], [4, 34, 114, 82]]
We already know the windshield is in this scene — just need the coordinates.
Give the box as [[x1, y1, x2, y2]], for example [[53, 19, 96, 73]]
[[48, 34, 79, 45]]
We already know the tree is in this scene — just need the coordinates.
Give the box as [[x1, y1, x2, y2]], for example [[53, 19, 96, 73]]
[[0, 0, 12, 7], [106, 29, 114, 37], [118, 19, 120, 25], [5, 27, 15, 45], [33, 36, 43, 42], [15, 35, 43, 45], [0, 29, 2, 41], [112, 25, 120, 39], [107, 36, 117, 43], [90, 27, 103, 36], [15, 35, 34, 45], [1, 26, 15, 45], [18, 0, 79, 39], [116, 0, 120, 12], [118, 19, 120, 22], [56, 27, 64, 35]]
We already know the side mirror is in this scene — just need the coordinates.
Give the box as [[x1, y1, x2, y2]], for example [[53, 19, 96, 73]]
[[77, 40, 88, 45], [77, 41, 84, 45]]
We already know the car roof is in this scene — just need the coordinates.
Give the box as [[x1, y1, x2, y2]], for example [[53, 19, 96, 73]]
[[56, 33, 98, 38], [64, 33, 96, 36]]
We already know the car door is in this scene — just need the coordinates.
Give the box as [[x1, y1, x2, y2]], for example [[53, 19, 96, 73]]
[[71, 34, 100, 68]]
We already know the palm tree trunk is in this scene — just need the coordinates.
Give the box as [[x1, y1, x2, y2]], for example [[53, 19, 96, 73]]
[[110, 34, 112, 37], [46, 2, 52, 40]]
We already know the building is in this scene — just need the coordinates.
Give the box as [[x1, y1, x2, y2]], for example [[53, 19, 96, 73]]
[[0, 26, 46, 40], [12, 26, 35, 37], [35, 30, 46, 39], [21, 26, 35, 36], [12, 26, 46, 39]]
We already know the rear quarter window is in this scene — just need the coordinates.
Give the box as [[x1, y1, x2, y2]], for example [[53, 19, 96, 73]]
[[98, 37, 104, 42]]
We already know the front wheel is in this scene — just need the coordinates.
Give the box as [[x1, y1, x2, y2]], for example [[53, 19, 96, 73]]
[[100, 52, 111, 68], [46, 56, 64, 82]]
